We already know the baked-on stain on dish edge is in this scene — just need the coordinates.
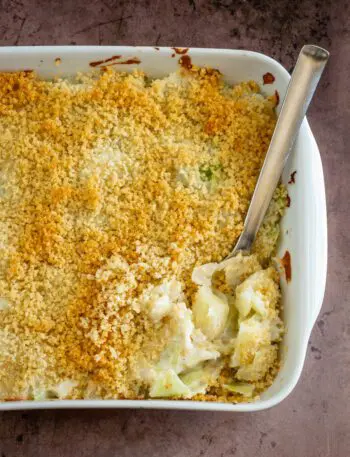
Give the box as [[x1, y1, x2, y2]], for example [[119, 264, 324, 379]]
[[95, 57, 141, 68], [172, 47, 189, 55], [89, 55, 122, 67], [289, 171, 297, 184], [281, 251, 292, 282], [286, 193, 291, 207], [263, 72, 275, 84], [179, 55, 192, 69], [273, 90, 280, 106]]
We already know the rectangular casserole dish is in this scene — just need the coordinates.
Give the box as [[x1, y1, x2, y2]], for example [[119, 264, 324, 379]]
[[0, 46, 327, 412]]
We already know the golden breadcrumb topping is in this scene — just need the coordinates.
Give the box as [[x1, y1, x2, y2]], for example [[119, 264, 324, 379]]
[[0, 65, 279, 401]]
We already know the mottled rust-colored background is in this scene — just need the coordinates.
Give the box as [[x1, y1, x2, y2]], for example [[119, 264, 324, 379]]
[[0, 1, 349, 456]]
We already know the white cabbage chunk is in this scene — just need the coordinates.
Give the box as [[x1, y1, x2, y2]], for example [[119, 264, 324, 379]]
[[28, 380, 48, 401], [149, 369, 191, 398], [191, 263, 219, 287], [157, 302, 220, 374], [212, 301, 238, 355], [235, 285, 267, 317], [141, 279, 183, 322], [223, 253, 261, 288], [32, 388, 47, 401], [230, 314, 280, 381], [269, 316, 284, 342], [230, 315, 270, 367], [52, 380, 78, 399], [234, 269, 280, 318], [149, 294, 172, 322], [38, 379, 78, 400], [223, 383, 255, 397], [192, 286, 229, 340], [191, 253, 261, 289], [235, 345, 278, 382], [180, 360, 223, 395], [0, 298, 9, 311]]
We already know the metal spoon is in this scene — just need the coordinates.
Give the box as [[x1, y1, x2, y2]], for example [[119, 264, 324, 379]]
[[226, 44, 329, 259]]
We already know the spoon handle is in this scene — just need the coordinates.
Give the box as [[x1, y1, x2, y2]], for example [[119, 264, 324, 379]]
[[229, 44, 329, 257]]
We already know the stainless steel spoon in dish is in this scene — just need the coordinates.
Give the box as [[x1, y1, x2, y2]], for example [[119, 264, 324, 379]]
[[226, 44, 329, 260]]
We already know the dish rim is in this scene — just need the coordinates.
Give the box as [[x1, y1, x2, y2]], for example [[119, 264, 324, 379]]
[[0, 45, 328, 412]]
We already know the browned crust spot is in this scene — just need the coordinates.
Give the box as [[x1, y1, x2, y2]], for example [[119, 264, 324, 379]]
[[286, 193, 291, 207], [55, 58, 62, 66]]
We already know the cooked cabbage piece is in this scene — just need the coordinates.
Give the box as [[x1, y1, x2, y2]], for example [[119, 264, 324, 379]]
[[180, 361, 223, 395], [141, 279, 182, 322], [191, 263, 219, 287], [0, 298, 9, 311], [192, 286, 229, 340], [235, 345, 278, 382], [149, 369, 191, 398], [137, 252, 283, 398], [234, 268, 280, 318], [230, 313, 282, 381], [230, 316, 270, 367], [223, 253, 261, 288], [41, 380, 78, 399], [157, 302, 220, 374], [223, 383, 255, 397]]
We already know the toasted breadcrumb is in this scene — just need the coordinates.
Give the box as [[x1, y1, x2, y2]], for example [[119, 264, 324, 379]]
[[0, 66, 279, 401]]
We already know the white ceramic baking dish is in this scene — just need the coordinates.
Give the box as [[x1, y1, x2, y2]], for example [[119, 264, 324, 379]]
[[0, 46, 327, 412]]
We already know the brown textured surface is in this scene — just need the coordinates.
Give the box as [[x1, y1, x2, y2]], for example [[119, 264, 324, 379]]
[[0, 0, 349, 456]]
